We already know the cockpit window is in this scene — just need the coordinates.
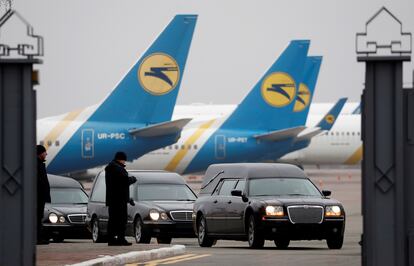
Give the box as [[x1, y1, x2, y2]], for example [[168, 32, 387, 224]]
[[50, 188, 89, 204], [248, 178, 321, 197], [135, 184, 197, 201]]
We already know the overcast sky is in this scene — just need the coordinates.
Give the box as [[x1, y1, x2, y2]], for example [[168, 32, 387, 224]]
[[7, 0, 414, 118]]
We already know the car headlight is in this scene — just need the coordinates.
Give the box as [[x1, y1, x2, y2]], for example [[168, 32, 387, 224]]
[[265, 206, 284, 216], [149, 210, 160, 221], [49, 213, 58, 223], [325, 205, 342, 216], [59, 216, 66, 223]]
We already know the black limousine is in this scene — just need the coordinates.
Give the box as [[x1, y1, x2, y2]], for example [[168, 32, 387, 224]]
[[192, 163, 345, 249], [43, 175, 90, 242], [86, 170, 197, 244]]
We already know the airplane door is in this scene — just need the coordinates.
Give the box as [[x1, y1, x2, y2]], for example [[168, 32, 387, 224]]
[[215, 135, 226, 159], [81, 129, 94, 158]]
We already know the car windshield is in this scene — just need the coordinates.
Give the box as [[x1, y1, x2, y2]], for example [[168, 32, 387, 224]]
[[248, 178, 321, 197], [50, 188, 89, 204], [136, 184, 197, 201]]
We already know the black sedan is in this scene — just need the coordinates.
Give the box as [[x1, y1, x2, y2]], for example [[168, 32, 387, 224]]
[[193, 163, 345, 249], [86, 170, 197, 244], [43, 175, 90, 242]]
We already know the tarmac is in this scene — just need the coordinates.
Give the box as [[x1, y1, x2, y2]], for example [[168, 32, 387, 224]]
[[37, 167, 362, 266]]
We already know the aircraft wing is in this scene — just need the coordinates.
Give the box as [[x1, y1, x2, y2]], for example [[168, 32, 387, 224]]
[[295, 127, 323, 142], [254, 126, 306, 142], [129, 118, 192, 138], [293, 98, 347, 142]]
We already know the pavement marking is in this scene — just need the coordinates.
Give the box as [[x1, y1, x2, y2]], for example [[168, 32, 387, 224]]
[[131, 253, 210, 266], [162, 254, 210, 264]]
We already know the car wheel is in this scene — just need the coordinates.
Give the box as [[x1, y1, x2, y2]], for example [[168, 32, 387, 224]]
[[92, 218, 105, 243], [52, 235, 64, 243], [197, 215, 215, 247], [274, 238, 290, 249], [327, 235, 344, 249], [134, 217, 151, 244], [157, 236, 172, 244], [247, 215, 264, 248]]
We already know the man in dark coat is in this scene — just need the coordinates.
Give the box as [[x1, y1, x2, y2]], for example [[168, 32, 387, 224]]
[[105, 151, 137, 246], [37, 145, 51, 245]]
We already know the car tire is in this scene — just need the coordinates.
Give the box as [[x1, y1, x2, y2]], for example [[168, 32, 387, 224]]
[[274, 238, 290, 249], [247, 215, 264, 249], [327, 235, 344, 249], [134, 216, 151, 244], [197, 215, 215, 247], [157, 236, 172, 244], [92, 218, 105, 243]]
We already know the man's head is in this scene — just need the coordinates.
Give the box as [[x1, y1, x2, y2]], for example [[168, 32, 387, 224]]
[[114, 151, 127, 165], [37, 145, 47, 161]]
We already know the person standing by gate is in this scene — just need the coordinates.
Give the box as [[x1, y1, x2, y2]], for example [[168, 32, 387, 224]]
[[37, 145, 51, 245], [105, 151, 137, 246]]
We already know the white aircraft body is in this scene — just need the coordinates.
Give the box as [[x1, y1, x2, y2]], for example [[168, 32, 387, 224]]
[[130, 102, 362, 173]]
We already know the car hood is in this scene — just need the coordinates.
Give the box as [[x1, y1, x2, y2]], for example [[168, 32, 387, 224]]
[[252, 196, 341, 206], [142, 201, 194, 212], [46, 204, 87, 215]]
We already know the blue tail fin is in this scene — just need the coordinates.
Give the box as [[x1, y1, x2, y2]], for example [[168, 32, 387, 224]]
[[89, 15, 197, 124], [316, 98, 347, 130], [221, 40, 310, 131], [290, 56, 322, 127]]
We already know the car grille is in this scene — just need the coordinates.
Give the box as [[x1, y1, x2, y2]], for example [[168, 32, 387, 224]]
[[67, 214, 87, 224], [287, 205, 324, 224], [170, 211, 193, 221]]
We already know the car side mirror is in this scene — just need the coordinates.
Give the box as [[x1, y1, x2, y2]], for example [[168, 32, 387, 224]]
[[231, 190, 243, 197], [231, 190, 248, 202], [322, 190, 331, 197]]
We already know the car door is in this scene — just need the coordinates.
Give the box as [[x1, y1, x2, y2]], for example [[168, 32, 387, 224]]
[[89, 172, 108, 232], [214, 179, 238, 234], [226, 179, 247, 234], [204, 180, 223, 234]]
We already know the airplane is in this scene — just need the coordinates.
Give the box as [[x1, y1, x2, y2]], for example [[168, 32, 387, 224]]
[[278, 114, 361, 166], [132, 40, 337, 174], [37, 14, 198, 174], [170, 102, 360, 122]]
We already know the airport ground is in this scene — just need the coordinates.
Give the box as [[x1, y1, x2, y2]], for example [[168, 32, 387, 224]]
[[37, 168, 362, 266]]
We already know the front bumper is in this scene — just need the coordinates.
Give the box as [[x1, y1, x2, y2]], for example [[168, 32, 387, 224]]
[[142, 220, 195, 238], [259, 217, 345, 240], [43, 223, 91, 239]]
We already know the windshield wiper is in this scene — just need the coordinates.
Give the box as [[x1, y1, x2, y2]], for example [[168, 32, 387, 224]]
[[284, 194, 311, 196], [176, 199, 195, 201]]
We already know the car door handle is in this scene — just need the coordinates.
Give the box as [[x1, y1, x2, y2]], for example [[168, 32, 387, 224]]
[[213, 200, 218, 203], [227, 200, 232, 204]]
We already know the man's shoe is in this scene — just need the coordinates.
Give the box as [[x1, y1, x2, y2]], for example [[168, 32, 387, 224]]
[[108, 240, 119, 246], [37, 239, 50, 245]]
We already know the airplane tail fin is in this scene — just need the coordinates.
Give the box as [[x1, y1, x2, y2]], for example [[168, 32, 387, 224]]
[[295, 97, 347, 141], [221, 40, 310, 131], [290, 56, 322, 127], [316, 97, 347, 130], [89, 15, 197, 124]]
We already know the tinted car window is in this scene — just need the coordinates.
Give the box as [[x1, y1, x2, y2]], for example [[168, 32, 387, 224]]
[[51, 188, 88, 204], [218, 180, 237, 196], [136, 184, 196, 201], [248, 178, 321, 197], [90, 174, 106, 202]]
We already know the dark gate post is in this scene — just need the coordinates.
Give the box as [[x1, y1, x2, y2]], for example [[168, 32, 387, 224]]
[[356, 7, 412, 266], [0, 6, 43, 266]]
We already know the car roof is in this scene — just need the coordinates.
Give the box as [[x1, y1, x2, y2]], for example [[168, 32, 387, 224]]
[[100, 170, 187, 185], [47, 174, 83, 189], [200, 163, 307, 195]]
